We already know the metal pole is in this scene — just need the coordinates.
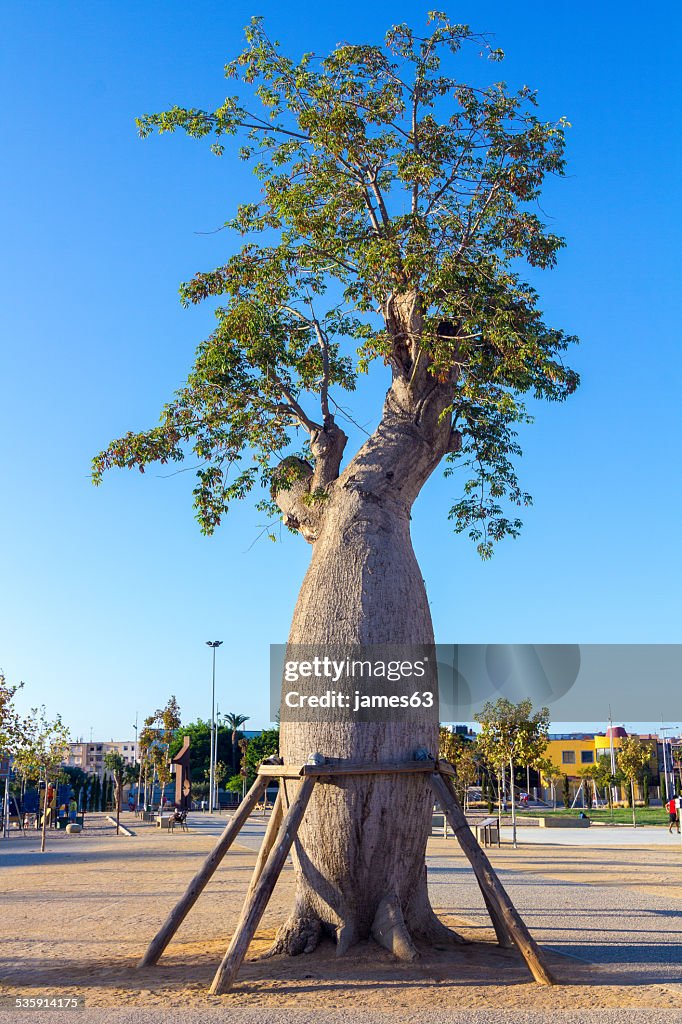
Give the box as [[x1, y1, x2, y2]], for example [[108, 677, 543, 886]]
[[661, 728, 670, 801], [206, 642, 223, 814], [608, 708, 617, 806], [209, 646, 216, 814], [215, 709, 221, 813]]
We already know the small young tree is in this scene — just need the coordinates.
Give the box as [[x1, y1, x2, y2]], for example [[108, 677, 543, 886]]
[[438, 727, 478, 807], [576, 764, 595, 809], [592, 754, 616, 811], [214, 760, 229, 803], [104, 752, 125, 834], [141, 697, 182, 809], [0, 673, 23, 753], [13, 708, 70, 852], [535, 757, 562, 810], [93, 14, 578, 953], [618, 737, 651, 827], [475, 698, 549, 847], [0, 673, 24, 829], [138, 716, 157, 809]]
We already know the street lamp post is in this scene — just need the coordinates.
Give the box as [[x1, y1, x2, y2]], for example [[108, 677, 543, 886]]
[[206, 641, 223, 814], [132, 713, 140, 811], [661, 726, 672, 802]]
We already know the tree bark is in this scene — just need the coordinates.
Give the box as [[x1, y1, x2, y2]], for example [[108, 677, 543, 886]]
[[273, 369, 461, 956]]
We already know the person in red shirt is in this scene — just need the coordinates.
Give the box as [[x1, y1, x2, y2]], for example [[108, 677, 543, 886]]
[[666, 796, 680, 834]]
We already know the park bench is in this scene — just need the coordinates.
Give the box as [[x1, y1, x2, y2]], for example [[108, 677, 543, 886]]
[[475, 817, 500, 847], [169, 810, 188, 833], [156, 815, 173, 830]]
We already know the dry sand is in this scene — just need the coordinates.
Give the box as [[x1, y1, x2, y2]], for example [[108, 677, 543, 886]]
[[1, 813, 681, 1013]]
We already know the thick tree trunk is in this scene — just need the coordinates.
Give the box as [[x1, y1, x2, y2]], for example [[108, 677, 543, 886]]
[[273, 371, 461, 956]]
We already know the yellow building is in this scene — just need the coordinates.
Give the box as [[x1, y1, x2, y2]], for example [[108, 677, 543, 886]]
[[544, 727, 627, 780], [541, 727, 659, 804]]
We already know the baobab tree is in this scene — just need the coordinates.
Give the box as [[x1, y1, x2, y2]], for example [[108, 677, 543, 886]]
[[94, 16, 578, 957]]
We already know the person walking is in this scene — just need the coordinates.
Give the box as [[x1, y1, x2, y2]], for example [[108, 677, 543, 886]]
[[666, 795, 680, 834], [68, 798, 78, 823]]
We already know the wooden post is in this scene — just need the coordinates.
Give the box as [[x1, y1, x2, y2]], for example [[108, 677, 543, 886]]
[[478, 886, 514, 949], [139, 775, 267, 968], [245, 789, 283, 901], [430, 772, 555, 986], [209, 775, 316, 995]]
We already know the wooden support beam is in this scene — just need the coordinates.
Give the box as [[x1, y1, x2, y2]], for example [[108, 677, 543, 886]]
[[430, 772, 555, 986], [479, 887, 514, 949], [258, 760, 447, 779], [138, 775, 267, 968], [245, 789, 283, 901], [209, 775, 317, 995]]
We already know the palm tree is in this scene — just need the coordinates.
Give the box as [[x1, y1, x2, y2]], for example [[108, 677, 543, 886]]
[[224, 713, 250, 774]]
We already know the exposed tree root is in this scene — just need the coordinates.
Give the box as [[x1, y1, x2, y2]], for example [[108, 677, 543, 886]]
[[264, 909, 323, 957], [263, 876, 465, 962], [408, 906, 468, 946], [335, 921, 358, 957], [371, 894, 419, 961]]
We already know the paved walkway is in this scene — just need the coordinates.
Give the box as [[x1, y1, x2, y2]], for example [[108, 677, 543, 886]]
[[188, 812, 682, 848], [3, 813, 681, 1023], [427, 851, 682, 978], [509, 824, 682, 847], [2, 1007, 682, 1024], [187, 812, 682, 978]]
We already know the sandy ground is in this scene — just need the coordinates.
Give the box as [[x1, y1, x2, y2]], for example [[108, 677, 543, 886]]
[[1, 812, 681, 1016]]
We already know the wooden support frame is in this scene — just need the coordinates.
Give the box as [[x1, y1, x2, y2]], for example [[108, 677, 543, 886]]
[[430, 772, 555, 985], [209, 776, 316, 995], [245, 788, 283, 901], [256, 759, 456, 779], [138, 758, 554, 993], [139, 775, 267, 968]]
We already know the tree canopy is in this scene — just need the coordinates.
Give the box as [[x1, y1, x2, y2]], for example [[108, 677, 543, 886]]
[[0, 672, 22, 754], [475, 697, 549, 775], [92, 13, 578, 558]]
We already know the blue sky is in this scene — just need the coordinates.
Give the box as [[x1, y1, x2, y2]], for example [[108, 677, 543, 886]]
[[1, 2, 680, 742]]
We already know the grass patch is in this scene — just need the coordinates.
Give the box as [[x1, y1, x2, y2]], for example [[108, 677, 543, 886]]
[[517, 807, 674, 827]]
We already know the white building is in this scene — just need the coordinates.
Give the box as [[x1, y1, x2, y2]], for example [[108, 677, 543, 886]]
[[64, 740, 138, 777]]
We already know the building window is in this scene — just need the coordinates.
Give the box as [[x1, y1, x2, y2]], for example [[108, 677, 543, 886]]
[[581, 750, 594, 764], [562, 750, 576, 765]]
